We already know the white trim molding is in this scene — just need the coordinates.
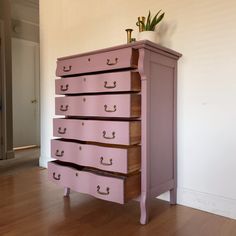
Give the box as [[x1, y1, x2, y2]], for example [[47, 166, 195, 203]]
[[158, 188, 236, 220]]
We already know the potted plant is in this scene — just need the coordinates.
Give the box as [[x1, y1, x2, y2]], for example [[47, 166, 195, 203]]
[[136, 10, 165, 43]]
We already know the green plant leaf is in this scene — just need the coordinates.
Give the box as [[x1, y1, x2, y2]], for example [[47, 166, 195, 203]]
[[150, 10, 162, 30], [155, 12, 165, 27], [146, 10, 151, 30]]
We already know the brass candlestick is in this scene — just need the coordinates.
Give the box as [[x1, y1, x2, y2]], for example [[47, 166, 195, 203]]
[[136, 16, 145, 32], [125, 28, 133, 43]]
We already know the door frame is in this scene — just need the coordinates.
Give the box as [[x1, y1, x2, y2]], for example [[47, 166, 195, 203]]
[[0, 0, 14, 160], [0, 20, 4, 159]]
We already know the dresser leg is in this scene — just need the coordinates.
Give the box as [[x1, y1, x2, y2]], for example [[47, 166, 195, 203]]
[[170, 188, 177, 204], [140, 193, 150, 225], [64, 187, 70, 197]]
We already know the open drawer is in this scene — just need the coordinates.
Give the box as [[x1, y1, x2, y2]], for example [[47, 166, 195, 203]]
[[48, 161, 141, 204], [56, 48, 139, 77]]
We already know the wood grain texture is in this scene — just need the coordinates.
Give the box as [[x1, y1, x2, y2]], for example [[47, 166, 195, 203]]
[[0, 168, 235, 236]]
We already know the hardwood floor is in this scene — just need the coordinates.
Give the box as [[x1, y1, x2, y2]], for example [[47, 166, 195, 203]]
[[0, 148, 40, 176], [0, 168, 235, 236]]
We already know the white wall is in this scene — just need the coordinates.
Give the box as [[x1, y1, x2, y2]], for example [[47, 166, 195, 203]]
[[39, 0, 236, 219]]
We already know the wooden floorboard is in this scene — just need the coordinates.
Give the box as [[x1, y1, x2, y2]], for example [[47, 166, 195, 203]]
[[0, 148, 40, 176], [0, 168, 235, 236]]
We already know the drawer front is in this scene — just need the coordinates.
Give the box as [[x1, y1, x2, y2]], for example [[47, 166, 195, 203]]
[[56, 48, 138, 77], [48, 161, 125, 203], [53, 119, 141, 145], [55, 71, 141, 95], [51, 139, 141, 174], [55, 94, 141, 118]]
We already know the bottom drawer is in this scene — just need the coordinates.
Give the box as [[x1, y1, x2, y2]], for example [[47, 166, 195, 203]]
[[48, 161, 141, 204]]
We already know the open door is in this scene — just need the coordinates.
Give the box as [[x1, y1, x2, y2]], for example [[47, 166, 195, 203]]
[[12, 38, 40, 148]]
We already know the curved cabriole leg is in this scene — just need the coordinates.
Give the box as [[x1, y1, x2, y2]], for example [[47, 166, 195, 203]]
[[64, 187, 70, 197], [140, 193, 149, 225], [170, 188, 177, 205]]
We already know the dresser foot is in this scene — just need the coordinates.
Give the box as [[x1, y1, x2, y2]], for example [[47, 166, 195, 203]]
[[64, 187, 70, 197], [170, 188, 177, 205], [140, 193, 150, 225]]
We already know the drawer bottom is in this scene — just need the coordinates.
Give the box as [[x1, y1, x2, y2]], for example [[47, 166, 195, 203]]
[[48, 161, 141, 204]]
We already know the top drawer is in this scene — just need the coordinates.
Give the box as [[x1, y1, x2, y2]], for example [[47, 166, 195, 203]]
[[56, 48, 139, 77]]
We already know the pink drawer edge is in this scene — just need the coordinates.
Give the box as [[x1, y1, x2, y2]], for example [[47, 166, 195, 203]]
[[48, 161, 125, 204]]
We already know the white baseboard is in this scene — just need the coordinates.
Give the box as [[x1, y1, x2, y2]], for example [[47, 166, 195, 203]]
[[158, 187, 236, 220]]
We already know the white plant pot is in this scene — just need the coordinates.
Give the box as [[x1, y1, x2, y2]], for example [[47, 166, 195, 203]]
[[137, 31, 159, 44]]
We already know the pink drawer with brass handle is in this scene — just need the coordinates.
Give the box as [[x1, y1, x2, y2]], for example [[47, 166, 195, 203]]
[[51, 139, 141, 174], [55, 94, 141, 118], [55, 71, 141, 95], [53, 118, 141, 145], [48, 161, 141, 204], [56, 48, 138, 77]]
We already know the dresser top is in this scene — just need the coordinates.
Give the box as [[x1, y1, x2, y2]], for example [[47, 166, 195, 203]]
[[58, 40, 182, 61]]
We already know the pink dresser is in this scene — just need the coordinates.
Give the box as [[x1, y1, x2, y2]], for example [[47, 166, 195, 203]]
[[48, 40, 181, 224]]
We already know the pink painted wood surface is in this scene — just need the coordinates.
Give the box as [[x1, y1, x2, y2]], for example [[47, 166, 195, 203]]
[[55, 71, 140, 95], [138, 48, 180, 224], [50, 41, 182, 224], [51, 139, 131, 174], [149, 53, 175, 191], [53, 118, 141, 145], [48, 161, 125, 204], [56, 48, 137, 77], [57, 40, 181, 61], [55, 94, 140, 118], [138, 48, 151, 225]]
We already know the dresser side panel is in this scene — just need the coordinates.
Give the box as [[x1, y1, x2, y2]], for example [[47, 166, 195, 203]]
[[149, 52, 177, 194]]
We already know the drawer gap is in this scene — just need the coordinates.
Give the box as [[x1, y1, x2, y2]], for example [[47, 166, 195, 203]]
[[60, 67, 138, 78], [52, 160, 138, 179]]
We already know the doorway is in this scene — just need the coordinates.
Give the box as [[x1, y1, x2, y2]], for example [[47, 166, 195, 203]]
[[0, 0, 40, 174], [11, 0, 40, 151], [12, 38, 40, 149]]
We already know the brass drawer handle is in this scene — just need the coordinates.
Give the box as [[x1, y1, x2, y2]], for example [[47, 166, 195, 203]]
[[60, 84, 69, 91], [103, 131, 115, 139], [53, 172, 61, 180], [100, 157, 113, 166], [63, 65, 72, 72], [60, 105, 69, 111], [107, 58, 118, 66], [104, 105, 116, 113], [58, 127, 67, 134], [104, 81, 116, 89], [97, 185, 110, 195], [55, 150, 64, 157]]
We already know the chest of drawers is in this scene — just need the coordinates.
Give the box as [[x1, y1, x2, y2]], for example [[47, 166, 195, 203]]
[[48, 40, 181, 224]]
